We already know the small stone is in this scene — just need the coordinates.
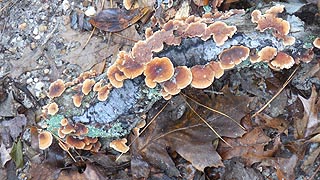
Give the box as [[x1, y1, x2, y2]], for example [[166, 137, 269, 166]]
[[33, 78, 39, 82], [26, 78, 33, 84], [85, 6, 96, 16], [34, 35, 41, 40], [34, 82, 45, 91], [18, 23, 27, 30], [62, 0, 70, 11], [43, 69, 50, 74], [33, 27, 39, 35], [8, 47, 17, 53], [30, 42, 37, 49], [38, 25, 47, 32]]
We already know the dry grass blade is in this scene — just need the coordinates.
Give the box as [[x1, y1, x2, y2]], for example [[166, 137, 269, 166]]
[[116, 101, 169, 161], [50, 131, 77, 162], [181, 92, 245, 130], [181, 95, 232, 147], [83, 27, 96, 50], [252, 66, 299, 117]]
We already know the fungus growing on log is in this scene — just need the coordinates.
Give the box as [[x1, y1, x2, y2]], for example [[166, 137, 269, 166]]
[[66, 135, 86, 149], [110, 138, 130, 153], [60, 118, 68, 126], [202, 21, 237, 46], [107, 65, 126, 88], [72, 93, 83, 108], [162, 66, 192, 96], [208, 61, 224, 78], [144, 57, 174, 88], [47, 102, 59, 115], [61, 124, 76, 134], [219, 45, 250, 69], [74, 123, 89, 136], [251, 5, 294, 46], [314, 37, 320, 49], [185, 22, 207, 38], [38, 131, 53, 150], [48, 79, 65, 99], [97, 84, 112, 101], [270, 52, 295, 69], [116, 51, 145, 79], [131, 41, 153, 64], [190, 64, 215, 89], [82, 79, 95, 95], [251, 46, 277, 63]]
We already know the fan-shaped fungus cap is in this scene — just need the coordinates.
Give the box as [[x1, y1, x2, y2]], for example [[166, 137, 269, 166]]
[[60, 118, 68, 126], [82, 79, 95, 95], [58, 127, 66, 138], [72, 93, 83, 108], [163, 81, 180, 95], [38, 131, 53, 150], [93, 80, 103, 92], [47, 102, 59, 115], [251, 10, 262, 23], [253, 46, 277, 63], [48, 79, 66, 98], [84, 137, 98, 145], [185, 22, 207, 38], [313, 37, 320, 49], [110, 138, 130, 153], [144, 57, 174, 88], [97, 84, 112, 101], [116, 51, 145, 79], [83, 144, 93, 151], [74, 123, 89, 136], [208, 61, 224, 78], [190, 64, 215, 89], [132, 41, 153, 64], [265, 4, 285, 15], [174, 66, 193, 89], [107, 65, 126, 88], [270, 52, 295, 69], [202, 21, 237, 46], [219, 46, 250, 69], [66, 136, 85, 149], [255, 13, 290, 36], [61, 124, 76, 134]]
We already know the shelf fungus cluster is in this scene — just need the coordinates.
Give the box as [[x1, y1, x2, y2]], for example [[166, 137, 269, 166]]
[[38, 118, 101, 152], [106, 5, 306, 100], [251, 4, 295, 46]]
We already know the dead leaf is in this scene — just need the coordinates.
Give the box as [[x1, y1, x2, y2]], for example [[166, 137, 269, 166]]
[[301, 146, 320, 173], [89, 7, 149, 32], [295, 86, 320, 138], [223, 159, 264, 180], [59, 25, 141, 70], [255, 113, 289, 134], [218, 127, 281, 165], [1, 114, 27, 140], [132, 88, 250, 178], [0, 142, 11, 168], [259, 155, 298, 180]]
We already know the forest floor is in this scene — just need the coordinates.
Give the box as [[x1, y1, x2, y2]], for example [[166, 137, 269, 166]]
[[0, 0, 320, 179]]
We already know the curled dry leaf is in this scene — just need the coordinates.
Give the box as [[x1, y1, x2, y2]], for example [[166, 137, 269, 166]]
[[89, 7, 149, 32]]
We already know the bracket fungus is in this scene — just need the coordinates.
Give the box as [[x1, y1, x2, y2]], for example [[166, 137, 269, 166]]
[[202, 21, 237, 46], [107, 65, 126, 88], [97, 83, 112, 101], [48, 79, 66, 99], [144, 57, 174, 88], [82, 79, 96, 95], [251, 46, 278, 63], [314, 37, 320, 49], [47, 102, 59, 115], [116, 51, 145, 79], [38, 131, 53, 150], [191, 64, 215, 89], [110, 138, 130, 153], [251, 5, 295, 46], [162, 66, 192, 96], [219, 45, 250, 69], [270, 52, 295, 70], [66, 135, 86, 149]]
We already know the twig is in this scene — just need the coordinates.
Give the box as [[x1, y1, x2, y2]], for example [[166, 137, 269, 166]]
[[309, 164, 320, 180], [82, 27, 96, 49], [252, 66, 299, 117]]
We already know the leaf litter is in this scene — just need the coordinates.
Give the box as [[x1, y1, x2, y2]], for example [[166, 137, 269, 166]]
[[131, 87, 250, 178]]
